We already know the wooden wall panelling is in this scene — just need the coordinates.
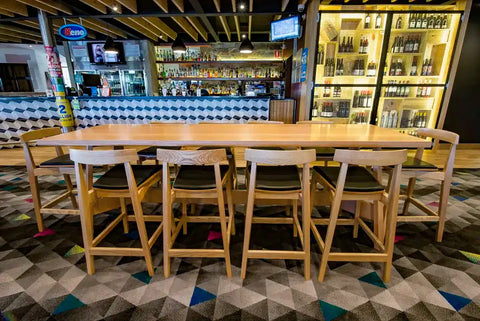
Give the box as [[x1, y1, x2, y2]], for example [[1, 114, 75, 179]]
[[269, 99, 295, 124]]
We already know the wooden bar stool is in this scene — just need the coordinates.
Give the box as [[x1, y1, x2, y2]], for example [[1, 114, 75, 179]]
[[241, 149, 316, 280], [137, 121, 186, 164], [70, 149, 163, 276], [298, 120, 336, 166], [158, 148, 235, 278], [310, 149, 407, 282], [20, 128, 79, 232], [395, 128, 459, 242]]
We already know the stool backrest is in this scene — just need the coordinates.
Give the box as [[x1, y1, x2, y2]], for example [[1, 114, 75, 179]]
[[245, 149, 316, 166], [70, 149, 138, 165], [20, 128, 63, 170], [247, 120, 284, 124], [150, 120, 186, 124], [157, 148, 227, 165], [333, 149, 407, 167], [297, 120, 334, 124], [415, 128, 459, 175]]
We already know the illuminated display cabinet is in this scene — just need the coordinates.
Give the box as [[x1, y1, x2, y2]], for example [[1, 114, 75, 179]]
[[312, 8, 462, 134]]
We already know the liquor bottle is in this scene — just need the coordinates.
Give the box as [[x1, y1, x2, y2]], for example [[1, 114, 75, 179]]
[[340, 37, 346, 53], [366, 90, 372, 107], [415, 14, 422, 29], [389, 61, 396, 76], [410, 59, 418, 76], [427, 14, 435, 29], [365, 13, 371, 29], [409, 14, 416, 29], [421, 14, 428, 29], [375, 14, 382, 29], [427, 58, 433, 76], [353, 90, 359, 108], [441, 14, 448, 29], [395, 59, 403, 76], [399, 37, 404, 53], [395, 16, 403, 29], [312, 102, 318, 117], [413, 35, 420, 53], [421, 59, 428, 76], [434, 15, 442, 29]]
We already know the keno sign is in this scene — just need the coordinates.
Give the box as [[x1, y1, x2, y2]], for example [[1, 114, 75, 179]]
[[59, 24, 87, 40]]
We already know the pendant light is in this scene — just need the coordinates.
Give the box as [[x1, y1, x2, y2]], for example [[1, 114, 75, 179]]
[[103, 37, 118, 54], [172, 36, 186, 53], [239, 38, 254, 54]]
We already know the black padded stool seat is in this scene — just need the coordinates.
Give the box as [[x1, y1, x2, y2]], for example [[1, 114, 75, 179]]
[[173, 165, 230, 190], [302, 147, 335, 157], [138, 146, 181, 158], [400, 157, 438, 170], [93, 165, 161, 190], [198, 146, 233, 158], [314, 166, 384, 192], [254, 165, 301, 191], [40, 154, 74, 167]]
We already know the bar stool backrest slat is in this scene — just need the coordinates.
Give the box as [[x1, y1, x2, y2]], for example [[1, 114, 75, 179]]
[[334, 149, 408, 167], [157, 148, 227, 165], [70, 149, 138, 166], [245, 149, 316, 166]]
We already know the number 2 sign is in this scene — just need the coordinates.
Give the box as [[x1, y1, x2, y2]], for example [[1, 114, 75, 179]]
[[55, 98, 75, 127]]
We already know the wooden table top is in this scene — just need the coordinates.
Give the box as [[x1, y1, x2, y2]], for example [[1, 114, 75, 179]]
[[37, 124, 431, 148]]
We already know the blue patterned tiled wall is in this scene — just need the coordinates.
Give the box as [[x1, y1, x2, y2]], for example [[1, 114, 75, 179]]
[[0, 96, 270, 144]]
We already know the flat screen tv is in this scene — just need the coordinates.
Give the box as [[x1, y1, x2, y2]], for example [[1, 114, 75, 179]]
[[87, 42, 126, 64], [271, 16, 300, 42]]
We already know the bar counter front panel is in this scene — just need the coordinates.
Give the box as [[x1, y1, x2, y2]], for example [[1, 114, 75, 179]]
[[0, 96, 270, 144]]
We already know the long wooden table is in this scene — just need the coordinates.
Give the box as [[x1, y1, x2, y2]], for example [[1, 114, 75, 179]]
[[37, 123, 431, 148]]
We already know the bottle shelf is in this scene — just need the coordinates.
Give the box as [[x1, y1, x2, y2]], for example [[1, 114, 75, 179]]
[[391, 28, 448, 33], [158, 77, 284, 81], [337, 53, 369, 56], [381, 97, 435, 100], [156, 60, 284, 64]]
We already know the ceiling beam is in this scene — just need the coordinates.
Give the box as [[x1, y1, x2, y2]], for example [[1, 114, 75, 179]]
[[127, 17, 166, 40], [115, 17, 158, 41], [231, 0, 240, 41], [0, 9, 15, 17], [13, 20, 38, 28], [153, 0, 168, 12], [171, 0, 184, 12], [248, 0, 253, 39], [36, 0, 72, 14], [212, 0, 231, 41], [186, 16, 208, 41], [98, 0, 122, 13], [0, 34, 22, 42], [0, 26, 42, 42], [66, 18, 119, 38], [116, 0, 137, 13], [281, 0, 290, 11], [187, 0, 219, 42], [81, 18, 127, 38], [0, 0, 28, 16], [142, 17, 176, 40], [79, 0, 107, 14], [171, 16, 198, 41], [16, 0, 58, 15]]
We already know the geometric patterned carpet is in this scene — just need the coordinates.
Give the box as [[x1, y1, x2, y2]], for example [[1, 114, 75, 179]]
[[1, 166, 480, 321]]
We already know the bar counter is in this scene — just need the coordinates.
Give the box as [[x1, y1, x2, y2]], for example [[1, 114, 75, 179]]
[[0, 96, 271, 144]]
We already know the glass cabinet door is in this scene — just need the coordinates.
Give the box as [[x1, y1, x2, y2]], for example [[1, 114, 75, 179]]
[[98, 70, 122, 96], [316, 12, 387, 86], [122, 70, 146, 96]]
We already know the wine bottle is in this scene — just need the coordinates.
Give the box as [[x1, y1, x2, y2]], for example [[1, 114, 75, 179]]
[[409, 14, 416, 29], [375, 14, 382, 29], [441, 14, 448, 29], [365, 13, 371, 29], [395, 16, 403, 29], [434, 15, 442, 29], [427, 58, 433, 76], [410, 59, 418, 76], [340, 37, 346, 53], [421, 14, 428, 29], [312, 102, 318, 117], [415, 14, 422, 29], [427, 14, 435, 29]]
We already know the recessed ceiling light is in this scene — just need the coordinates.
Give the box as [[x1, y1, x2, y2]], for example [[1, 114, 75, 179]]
[[239, 3, 245, 10], [112, 5, 119, 11], [242, 34, 246, 38]]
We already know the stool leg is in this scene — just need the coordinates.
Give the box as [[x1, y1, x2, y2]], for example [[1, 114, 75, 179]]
[[353, 201, 361, 238], [162, 166, 172, 278], [120, 198, 129, 233], [226, 176, 235, 236], [241, 176, 256, 279], [292, 200, 298, 237], [131, 197, 154, 277], [28, 174, 44, 232], [373, 200, 385, 244], [318, 191, 342, 282], [324, 160, 328, 167], [402, 177, 416, 215], [182, 202, 188, 235], [436, 180, 451, 242], [217, 189, 232, 278], [64, 174, 78, 209], [302, 198, 311, 281]]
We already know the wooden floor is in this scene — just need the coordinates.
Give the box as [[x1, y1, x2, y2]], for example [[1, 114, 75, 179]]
[[1, 144, 479, 168]]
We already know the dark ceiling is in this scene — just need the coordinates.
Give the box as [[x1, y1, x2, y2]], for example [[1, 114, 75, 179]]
[[0, 0, 465, 45]]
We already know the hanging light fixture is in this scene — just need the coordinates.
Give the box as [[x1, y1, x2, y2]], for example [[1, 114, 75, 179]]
[[103, 37, 118, 54], [239, 38, 254, 54], [172, 36, 186, 53]]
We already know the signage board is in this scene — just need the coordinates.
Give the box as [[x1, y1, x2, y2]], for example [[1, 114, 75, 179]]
[[59, 24, 87, 40]]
